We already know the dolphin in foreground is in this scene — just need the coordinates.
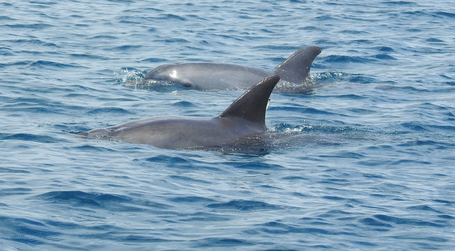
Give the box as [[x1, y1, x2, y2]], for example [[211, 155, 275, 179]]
[[132, 46, 321, 93], [85, 76, 280, 150]]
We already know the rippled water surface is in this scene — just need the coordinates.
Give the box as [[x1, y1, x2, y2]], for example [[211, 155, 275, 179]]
[[1, 0, 455, 250]]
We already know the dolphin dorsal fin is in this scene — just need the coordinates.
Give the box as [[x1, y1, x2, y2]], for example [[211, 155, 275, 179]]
[[219, 76, 280, 127], [273, 46, 322, 84]]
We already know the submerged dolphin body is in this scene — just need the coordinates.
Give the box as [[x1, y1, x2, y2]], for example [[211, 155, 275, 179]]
[[86, 76, 280, 150], [138, 46, 321, 93]]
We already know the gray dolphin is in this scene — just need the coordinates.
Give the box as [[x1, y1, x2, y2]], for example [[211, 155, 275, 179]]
[[85, 76, 280, 150], [135, 46, 321, 93]]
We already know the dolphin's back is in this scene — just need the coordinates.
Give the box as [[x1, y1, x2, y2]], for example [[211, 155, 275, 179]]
[[94, 116, 259, 149], [87, 76, 281, 149], [141, 46, 321, 93], [145, 63, 272, 90]]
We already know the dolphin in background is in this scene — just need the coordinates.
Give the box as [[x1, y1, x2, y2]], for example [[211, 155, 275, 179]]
[[85, 76, 280, 150], [130, 46, 321, 93]]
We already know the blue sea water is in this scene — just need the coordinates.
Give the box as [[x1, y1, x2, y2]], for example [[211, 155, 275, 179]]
[[1, 0, 455, 250]]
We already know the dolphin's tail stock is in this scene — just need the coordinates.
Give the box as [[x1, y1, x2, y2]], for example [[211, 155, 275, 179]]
[[273, 46, 322, 84]]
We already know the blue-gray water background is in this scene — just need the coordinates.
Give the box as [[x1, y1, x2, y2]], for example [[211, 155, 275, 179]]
[[1, 0, 455, 250]]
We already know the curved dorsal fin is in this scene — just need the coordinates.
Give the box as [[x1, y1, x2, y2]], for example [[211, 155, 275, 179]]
[[273, 46, 322, 84], [219, 76, 280, 127]]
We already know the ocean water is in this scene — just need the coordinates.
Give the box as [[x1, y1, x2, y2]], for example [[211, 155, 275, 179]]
[[1, 0, 455, 250]]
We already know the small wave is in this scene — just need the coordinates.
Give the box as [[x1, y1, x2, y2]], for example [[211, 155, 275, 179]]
[[323, 55, 375, 64], [232, 161, 283, 170], [7, 39, 58, 47], [0, 16, 15, 21], [359, 217, 393, 228], [384, 1, 417, 6], [193, 237, 254, 248], [36, 191, 130, 208], [29, 60, 83, 69], [0, 133, 60, 143], [0, 60, 33, 68], [426, 38, 445, 43], [168, 196, 215, 203], [157, 38, 190, 44], [349, 75, 376, 84], [88, 35, 118, 40], [86, 107, 133, 115], [5, 23, 53, 29], [400, 122, 428, 132], [0, 187, 32, 196], [112, 45, 142, 51], [377, 46, 395, 52], [435, 11, 455, 19], [37, 191, 107, 207], [0, 167, 30, 174], [259, 221, 339, 236], [171, 101, 196, 108], [206, 199, 280, 211], [35, 191, 171, 212], [252, 45, 302, 51], [140, 57, 168, 63], [142, 154, 227, 171], [406, 205, 442, 213], [70, 53, 110, 60], [160, 14, 186, 21], [145, 154, 193, 167], [71, 144, 115, 152], [0, 216, 60, 245], [375, 54, 397, 60], [373, 214, 446, 227]]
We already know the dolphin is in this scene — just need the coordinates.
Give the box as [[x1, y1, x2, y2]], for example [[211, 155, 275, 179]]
[[133, 46, 321, 93], [85, 76, 280, 150]]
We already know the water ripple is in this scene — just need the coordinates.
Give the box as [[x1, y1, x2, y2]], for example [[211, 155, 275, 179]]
[[206, 200, 280, 211], [0, 133, 60, 143], [374, 214, 446, 227]]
